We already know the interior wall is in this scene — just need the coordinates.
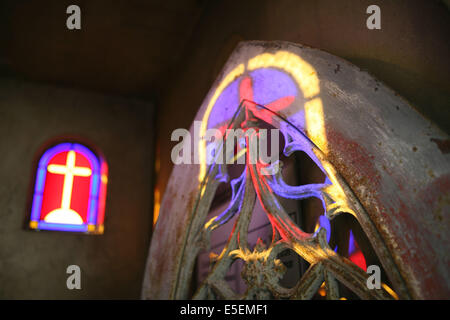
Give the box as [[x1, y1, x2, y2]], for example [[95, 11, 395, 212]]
[[154, 0, 450, 211], [0, 0, 205, 97], [0, 78, 154, 299]]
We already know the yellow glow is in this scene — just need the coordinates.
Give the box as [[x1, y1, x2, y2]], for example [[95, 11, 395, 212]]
[[153, 187, 161, 225], [382, 283, 399, 300], [45, 151, 91, 225], [248, 51, 327, 154], [204, 217, 215, 231], [320, 161, 356, 217], [101, 175, 108, 183], [198, 64, 245, 182], [44, 208, 84, 224], [318, 282, 326, 296], [314, 222, 320, 233], [87, 224, 95, 232], [29, 221, 38, 229], [340, 297, 347, 300], [305, 98, 328, 153], [98, 225, 104, 233], [198, 49, 329, 182], [232, 147, 247, 163]]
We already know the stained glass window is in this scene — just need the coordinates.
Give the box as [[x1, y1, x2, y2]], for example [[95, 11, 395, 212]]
[[29, 142, 108, 234]]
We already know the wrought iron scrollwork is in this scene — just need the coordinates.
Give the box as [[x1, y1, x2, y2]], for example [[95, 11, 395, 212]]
[[174, 100, 398, 300]]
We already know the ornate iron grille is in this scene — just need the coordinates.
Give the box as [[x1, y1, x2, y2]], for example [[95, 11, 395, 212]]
[[171, 100, 405, 300]]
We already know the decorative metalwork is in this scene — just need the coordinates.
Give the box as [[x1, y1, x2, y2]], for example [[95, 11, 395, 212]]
[[172, 99, 400, 300]]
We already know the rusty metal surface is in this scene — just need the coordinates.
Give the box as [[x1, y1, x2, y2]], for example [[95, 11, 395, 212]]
[[142, 41, 450, 299]]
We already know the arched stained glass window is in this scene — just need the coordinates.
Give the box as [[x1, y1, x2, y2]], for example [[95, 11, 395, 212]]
[[29, 142, 108, 234]]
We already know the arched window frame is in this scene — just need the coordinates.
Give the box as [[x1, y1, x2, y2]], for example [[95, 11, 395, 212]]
[[29, 142, 108, 234]]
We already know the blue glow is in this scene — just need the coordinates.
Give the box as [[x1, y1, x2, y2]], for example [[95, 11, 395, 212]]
[[90, 174, 100, 198], [34, 168, 46, 193], [348, 230, 356, 254], [73, 143, 99, 173], [88, 198, 98, 225], [38, 143, 72, 168], [38, 221, 88, 232], [213, 168, 246, 227], [319, 214, 331, 243], [30, 194, 43, 221]]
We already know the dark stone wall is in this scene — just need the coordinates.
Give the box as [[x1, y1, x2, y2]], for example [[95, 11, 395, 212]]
[[0, 78, 154, 299]]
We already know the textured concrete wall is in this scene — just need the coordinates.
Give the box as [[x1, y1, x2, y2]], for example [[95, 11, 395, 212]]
[[0, 78, 154, 299], [154, 0, 450, 205]]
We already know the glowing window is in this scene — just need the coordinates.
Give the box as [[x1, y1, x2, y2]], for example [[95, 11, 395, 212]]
[[30, 142, 108, 234]]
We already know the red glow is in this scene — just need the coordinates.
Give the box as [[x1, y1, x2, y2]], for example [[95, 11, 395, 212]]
[[266, 95, 295, 112], [40, 169, 64, 221], [40, 151, 91, 223], [97, 161, 108, 227], [349, 250, 367, 271], [238, 76, 295, 126], [239, 77, 254, 103]]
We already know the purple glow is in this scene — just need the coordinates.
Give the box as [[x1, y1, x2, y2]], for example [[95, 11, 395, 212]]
[[37, 221, 88, 232], [212, 168, 247, 227], [348, 230, 356, 254], [30, 194, 43, 222], [38, 143, 72, 168], [250, 68, 299, 106], [208, 79, 240, 130], [319, 214, 331, 243]]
